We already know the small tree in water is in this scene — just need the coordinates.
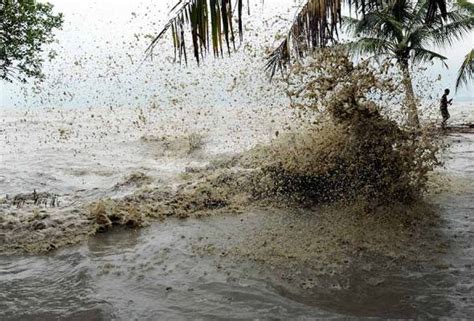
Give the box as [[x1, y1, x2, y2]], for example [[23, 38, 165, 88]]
[[345, 0, 473, 128], [0, 0, 63, 82]]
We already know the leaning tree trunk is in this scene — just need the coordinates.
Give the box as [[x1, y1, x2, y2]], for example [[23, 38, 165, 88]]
[[399, 60, 420, 129]]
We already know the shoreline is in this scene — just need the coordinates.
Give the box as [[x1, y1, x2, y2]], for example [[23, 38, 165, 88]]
[[0, 131, 472, 319]]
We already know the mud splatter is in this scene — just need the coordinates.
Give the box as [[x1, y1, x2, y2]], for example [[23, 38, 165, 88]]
[[0, 51, 445, 258], [141, 133, 206, 158]]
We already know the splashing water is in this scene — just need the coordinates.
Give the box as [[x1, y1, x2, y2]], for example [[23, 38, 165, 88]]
[[1, 43, 473, 319]]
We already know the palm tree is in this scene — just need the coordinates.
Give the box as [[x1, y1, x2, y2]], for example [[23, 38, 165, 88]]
[[146, 0, 451, 75], [345, 0, 473, 127], [456, 49, 473, 91]]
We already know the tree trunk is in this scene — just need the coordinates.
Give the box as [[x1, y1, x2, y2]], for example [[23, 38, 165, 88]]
[[399, 60, 420, 129]]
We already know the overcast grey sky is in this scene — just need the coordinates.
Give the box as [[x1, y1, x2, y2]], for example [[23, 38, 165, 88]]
[[1, 0, 472, 109]]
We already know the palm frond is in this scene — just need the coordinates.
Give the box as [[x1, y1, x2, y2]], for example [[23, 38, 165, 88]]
[[265, 0, 343, 78], [342, 15, 360, 30], [346, 37, 394, 57], [264, 39, 290, 78], [145, 0, 451, 73], [412, 47, 447, 65], [426, 0, 447, 22], [456, 0, 474, 14], [425, 7, 474, 26], [145, 0, 244, 64], [346, 0, 472, 66], [346, 10, 405, 41], [265, 0, 448, 76], [409, 3, 473, 49], [428, 13, 474, 48], [456, 49, 474, 91]]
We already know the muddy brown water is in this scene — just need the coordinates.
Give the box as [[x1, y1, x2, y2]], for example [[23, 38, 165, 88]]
[[1, 106, 473, 319], [1, 179, 473, 320]]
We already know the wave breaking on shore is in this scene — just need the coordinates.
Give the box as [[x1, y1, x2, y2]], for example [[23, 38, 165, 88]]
[[0, 50, 449, 261]]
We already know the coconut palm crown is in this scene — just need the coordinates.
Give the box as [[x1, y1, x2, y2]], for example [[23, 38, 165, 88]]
[[345, 0, 473, 127]]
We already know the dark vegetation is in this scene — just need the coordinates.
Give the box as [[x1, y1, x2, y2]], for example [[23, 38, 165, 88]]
[[0, 0, 63, 82]]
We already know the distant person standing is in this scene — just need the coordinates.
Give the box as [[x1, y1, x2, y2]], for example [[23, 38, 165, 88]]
[[440, 89, 453, 129]]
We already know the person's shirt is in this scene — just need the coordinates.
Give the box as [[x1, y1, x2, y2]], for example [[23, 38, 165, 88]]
[[440, 94, 448, 110]]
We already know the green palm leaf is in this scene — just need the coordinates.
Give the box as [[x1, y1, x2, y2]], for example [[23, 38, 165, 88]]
[[429, 15, 474, 48], [456, 49, 474, 91], [412, 47, 447, 65], [346, 37, 394, 58]]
